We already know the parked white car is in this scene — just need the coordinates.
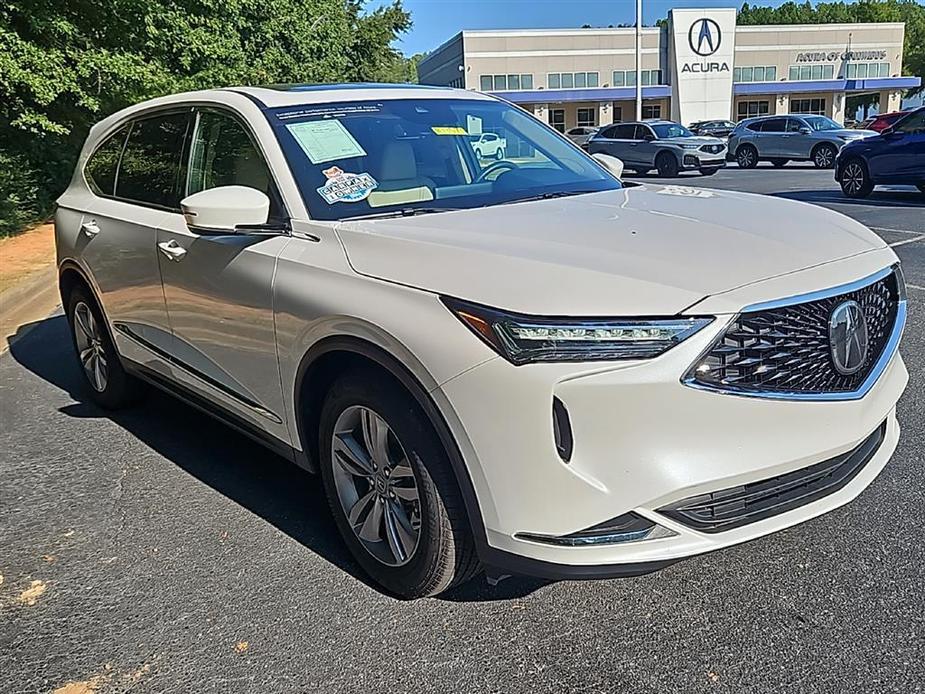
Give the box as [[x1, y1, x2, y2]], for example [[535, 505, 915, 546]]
[[56, 84, 907, 598], [468, 132, 506, 159]]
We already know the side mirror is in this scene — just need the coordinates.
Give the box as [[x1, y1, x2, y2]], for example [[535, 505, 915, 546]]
[[592, 153, 624, 179], [180, 185, 270, 232], [799, 127, 811, 135], [881, 126, 897, 137]]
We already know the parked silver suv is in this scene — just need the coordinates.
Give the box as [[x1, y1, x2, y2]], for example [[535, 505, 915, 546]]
[[587, 121, 726, 177], [728, 114, 875, 169]]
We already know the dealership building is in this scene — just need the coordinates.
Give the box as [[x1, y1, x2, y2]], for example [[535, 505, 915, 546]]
[[417, 8, 920, 131]]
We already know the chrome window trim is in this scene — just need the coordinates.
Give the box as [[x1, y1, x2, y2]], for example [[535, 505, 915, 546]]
[[682, 265, 906, 402]]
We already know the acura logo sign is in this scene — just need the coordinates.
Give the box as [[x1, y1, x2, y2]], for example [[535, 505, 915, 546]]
[[689, 18, 722, 57], [829, 300, 869, 375]]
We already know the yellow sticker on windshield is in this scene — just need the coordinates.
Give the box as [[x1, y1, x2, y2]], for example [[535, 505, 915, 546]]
[[431, 126, 467, 136]]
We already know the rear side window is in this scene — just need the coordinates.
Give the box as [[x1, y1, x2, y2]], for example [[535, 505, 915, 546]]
[[85, 126, 129, 196], [760, 118, 786, 133], [116, 112, 190, 209]]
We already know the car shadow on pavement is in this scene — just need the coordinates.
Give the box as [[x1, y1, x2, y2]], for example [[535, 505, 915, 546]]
[[7, 314, 549, 603], [773, 188, 925, 208]]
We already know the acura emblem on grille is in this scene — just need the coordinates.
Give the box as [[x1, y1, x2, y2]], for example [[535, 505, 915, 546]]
[[829, 300, 869, 375]]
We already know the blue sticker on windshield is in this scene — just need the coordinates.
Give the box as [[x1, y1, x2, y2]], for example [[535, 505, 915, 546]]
[[317, 166, 379, 204]]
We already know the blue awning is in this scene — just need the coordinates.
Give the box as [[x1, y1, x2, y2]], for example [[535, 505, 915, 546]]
[[733, 76, 921, 95], [488, 85, 672, 104]]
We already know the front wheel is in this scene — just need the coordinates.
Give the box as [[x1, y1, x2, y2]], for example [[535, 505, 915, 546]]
[[655, 152, 679, 177], [736, 144, 758, 169], [318, 370, 480, 598], [813, 143, 837, 169], [494, 148, 504, 160], [65, 285, 143, 409], [839, 159, 874, 198]]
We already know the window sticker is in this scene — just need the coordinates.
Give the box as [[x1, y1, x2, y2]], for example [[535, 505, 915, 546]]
[[316, 166, 378, 204], [431, 126, 468, 136], [286, 120, 367, 164]]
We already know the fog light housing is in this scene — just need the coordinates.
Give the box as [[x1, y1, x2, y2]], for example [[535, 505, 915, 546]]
[[516, 512, 675, 546]]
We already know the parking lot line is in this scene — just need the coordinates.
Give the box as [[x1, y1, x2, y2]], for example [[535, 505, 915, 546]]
[[888, 235, 925, 248], [872, 226, 924, 236], [908, 283, 925, 293]]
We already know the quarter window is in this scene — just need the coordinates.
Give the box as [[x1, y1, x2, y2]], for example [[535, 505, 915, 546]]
[[116, 113, 190, 208], [85, 126, 129, 196]]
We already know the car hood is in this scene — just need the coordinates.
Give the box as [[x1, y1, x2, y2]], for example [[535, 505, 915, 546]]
[[335, 184, 885, 316], [660, 136, 725, 145], [834, 128, 877, 139]]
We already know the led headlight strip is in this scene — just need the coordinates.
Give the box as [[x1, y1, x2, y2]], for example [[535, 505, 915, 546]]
[[443, 297, 713, 365]]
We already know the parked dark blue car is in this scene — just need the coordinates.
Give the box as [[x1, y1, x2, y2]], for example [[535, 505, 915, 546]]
[[835, 106, 925, 198]]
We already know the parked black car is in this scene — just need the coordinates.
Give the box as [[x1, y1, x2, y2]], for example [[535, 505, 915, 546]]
[[835, 106, 925, 198], [690, 119, 736, 137]]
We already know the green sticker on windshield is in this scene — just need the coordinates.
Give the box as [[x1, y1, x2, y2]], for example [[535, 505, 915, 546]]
[[286, 120, 367, 164]]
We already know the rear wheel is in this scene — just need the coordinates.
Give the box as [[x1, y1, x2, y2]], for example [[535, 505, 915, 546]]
[[736, 144, 758, 169], [813, 143, 837, 169], [474, 148, 482, 159], [655, 152, 679, 177], [770, 158, 788, 168], [839, 159, 874, 198], [65, 285, 142, 409], [318, 370, 480, 598]]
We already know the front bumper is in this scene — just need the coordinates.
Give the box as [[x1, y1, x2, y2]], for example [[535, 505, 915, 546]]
[[682, 153, 727, 169], [435, 257, 907, 577]]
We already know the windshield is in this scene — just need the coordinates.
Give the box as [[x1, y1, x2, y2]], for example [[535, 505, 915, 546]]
[[803, 116, 841, 131], [652, 123, 693, 139], [267, 98, 619, 221]]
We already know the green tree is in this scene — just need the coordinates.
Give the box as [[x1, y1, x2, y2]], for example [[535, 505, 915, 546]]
[[0, 0, 413, 235]]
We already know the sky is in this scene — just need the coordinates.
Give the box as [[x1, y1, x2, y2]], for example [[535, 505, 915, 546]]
[[372, 0, 808, 55]]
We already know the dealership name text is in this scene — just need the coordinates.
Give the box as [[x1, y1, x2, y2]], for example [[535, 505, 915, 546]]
[[796, 50, 887, 63]]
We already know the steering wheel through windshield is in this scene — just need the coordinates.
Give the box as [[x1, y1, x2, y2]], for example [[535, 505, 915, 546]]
[[475, 159, 519, 183]]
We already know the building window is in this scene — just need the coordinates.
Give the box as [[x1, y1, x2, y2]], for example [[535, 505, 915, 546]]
[[548, 108, 566, 133], [479, 74, 533, 92], [642, 104, 661, 119], [613, 105, 623, 123], [733, 66, 777, 83], [791, 98, 826, 115], [788, 64, 836, 81], [547, 72, 599, 90], [613, 70, 661, 87], [846, 62, 891, 79], [577, 107, 597, 127], [737, 100, 770, 120]]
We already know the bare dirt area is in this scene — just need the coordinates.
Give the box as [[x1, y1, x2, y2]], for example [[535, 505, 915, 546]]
[[0, 222, 60, 351], [0, 222, 55, 294]]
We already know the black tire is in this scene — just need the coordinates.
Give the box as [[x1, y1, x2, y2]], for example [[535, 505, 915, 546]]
[[813, 143, 837, 169], [699, 167, 719, 176], [474, 148, 482, 159], [494, 148, 504, 160], [736, 144, 758, 169], [318, 369, 480, 598], [655, 152, 679, 177], [65, 284, 143, 409], [839, 158, 874, 199], [770, 158, 788, 168]]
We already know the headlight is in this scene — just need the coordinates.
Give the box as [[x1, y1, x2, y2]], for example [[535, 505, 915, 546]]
[[443, 297, 713, 365], [681, 143, 701, 149]]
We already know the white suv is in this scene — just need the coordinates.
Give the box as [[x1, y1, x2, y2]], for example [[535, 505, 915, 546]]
[[56, 84, 908, 598]]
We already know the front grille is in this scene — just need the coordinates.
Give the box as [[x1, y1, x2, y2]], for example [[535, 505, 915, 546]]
[[658, 422, 886, 533], [688, 269, 900, 396], [700, 144, 726, 154]]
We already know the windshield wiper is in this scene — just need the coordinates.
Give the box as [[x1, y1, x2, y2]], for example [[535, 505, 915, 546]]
[[349, 207, 458, 220], [498, 190, 602, 206]]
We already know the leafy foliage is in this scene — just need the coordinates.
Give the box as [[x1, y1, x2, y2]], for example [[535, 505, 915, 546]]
[[0, 0, 414, 235], [738, 0, 925, 96]]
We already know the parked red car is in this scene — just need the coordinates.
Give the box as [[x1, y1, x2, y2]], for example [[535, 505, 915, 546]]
[[858, 111, 908, 133]]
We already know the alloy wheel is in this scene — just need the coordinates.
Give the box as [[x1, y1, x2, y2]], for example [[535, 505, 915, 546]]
[[737, 147, 756, 168], [842, 162, 866, 196], [814, 146, 835, 168], [331, 406, 422, 567], [73, 301, 108, 392]]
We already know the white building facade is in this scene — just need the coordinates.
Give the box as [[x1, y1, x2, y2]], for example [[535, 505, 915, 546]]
[[417, 8, 920, 131]]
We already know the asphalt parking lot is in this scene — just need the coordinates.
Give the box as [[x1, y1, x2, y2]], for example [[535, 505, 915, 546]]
[[2, 165, 924, 694]]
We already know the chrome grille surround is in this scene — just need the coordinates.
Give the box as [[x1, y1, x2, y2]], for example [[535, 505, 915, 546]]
[[683, 265, 906, 401]]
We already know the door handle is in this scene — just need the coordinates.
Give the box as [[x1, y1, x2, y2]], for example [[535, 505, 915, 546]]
[[158, 240, 188, 261], [81, 220, 100, 238]]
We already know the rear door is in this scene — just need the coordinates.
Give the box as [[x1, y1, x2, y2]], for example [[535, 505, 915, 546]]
[[154, 107, 291, 439], [82, 112, 190, 363], [754, 117, 787, 157]]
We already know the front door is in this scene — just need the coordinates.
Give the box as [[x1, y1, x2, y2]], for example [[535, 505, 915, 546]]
[[155, 108, 291, 440], [868, 109, 925, 182]]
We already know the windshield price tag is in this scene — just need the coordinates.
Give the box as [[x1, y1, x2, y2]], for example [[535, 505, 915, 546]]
[[317, 166, 378, 204]]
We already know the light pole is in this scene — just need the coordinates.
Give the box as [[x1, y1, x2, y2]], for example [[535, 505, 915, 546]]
[[636, 0, 643, 121]]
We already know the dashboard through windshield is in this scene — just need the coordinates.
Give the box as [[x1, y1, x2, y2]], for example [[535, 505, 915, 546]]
[[267, 98, 620, 221]]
